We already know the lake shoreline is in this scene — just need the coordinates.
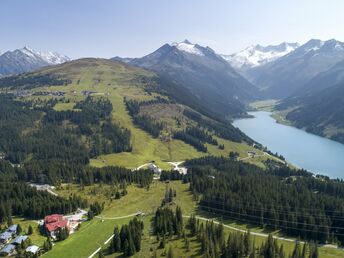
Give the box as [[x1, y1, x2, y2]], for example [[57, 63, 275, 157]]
[[233, 111, 344, 179]]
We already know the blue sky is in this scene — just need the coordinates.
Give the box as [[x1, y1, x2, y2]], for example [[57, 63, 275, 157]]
[[1, 0, 344, 58]]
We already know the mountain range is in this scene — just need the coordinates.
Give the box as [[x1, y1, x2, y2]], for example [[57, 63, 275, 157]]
[[114, 40, 260, 118], [0, 47, 70, 76], [243, 39, 344, 98], [275, 57, 344, 143], [4, 39, 344, 145], [222, 42, 299, 71]]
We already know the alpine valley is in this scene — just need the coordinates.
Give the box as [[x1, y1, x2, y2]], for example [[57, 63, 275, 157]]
[[3, 38, 344, 258]]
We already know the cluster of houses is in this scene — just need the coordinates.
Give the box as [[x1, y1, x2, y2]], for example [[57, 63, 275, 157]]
[[0, 225, 39, 257], [0, 209, 86, 257]]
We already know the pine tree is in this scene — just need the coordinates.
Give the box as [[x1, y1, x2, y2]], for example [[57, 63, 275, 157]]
[[17, 223, 22, 234], [98, 249, 104, 258], [292, 240, 302, 258], [244, 229, 251, 256], [302, 243, 307, 258], [112, 226, 121, 252], [7, 215, 13, 226], [169, 188, 174, 203], [28, 225, 33, 235]]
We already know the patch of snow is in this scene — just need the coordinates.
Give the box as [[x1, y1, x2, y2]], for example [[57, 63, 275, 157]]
[[222, 42, 300, 69], [38, 51, 70, 64], [171, 40, 204, 56], [2, 46, 70, 65]]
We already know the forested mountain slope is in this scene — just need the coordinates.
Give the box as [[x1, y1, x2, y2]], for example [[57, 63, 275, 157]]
[[117, 40, 260, 118], [277, 82, 344, 143], [0, 58, 265, 174], [246, 39, 344, 98]]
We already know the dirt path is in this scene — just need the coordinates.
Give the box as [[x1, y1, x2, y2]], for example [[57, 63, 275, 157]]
[[182, 215, 304, 244], [95, 212, 140, 220]]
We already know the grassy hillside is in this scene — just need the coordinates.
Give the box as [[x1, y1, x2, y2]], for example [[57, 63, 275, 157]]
[[1, 58, 271, 169]]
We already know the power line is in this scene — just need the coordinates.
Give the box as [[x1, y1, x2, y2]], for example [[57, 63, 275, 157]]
[[201, 198, 344, 222], [204, 196, 344, 217], [198, 204, 344, 237]]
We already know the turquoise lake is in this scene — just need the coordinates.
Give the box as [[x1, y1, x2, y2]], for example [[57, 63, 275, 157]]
[[233, 111, 344, 179]]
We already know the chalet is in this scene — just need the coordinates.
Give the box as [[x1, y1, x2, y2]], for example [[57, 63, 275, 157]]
[[44, 214, 69, 238], [11, 235, 28, 245], [0, 244, 16, 256], [6, 225, 17, 235], [26, 245, 40, 255], [148, 163, 161, 174], [0, 232, 12, 244]]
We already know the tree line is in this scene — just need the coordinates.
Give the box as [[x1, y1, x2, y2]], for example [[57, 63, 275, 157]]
[[124, 98, 164, 138], [173, 126, 218, 152], [183, 109, 253, 144], [0, 73, 71, 89]]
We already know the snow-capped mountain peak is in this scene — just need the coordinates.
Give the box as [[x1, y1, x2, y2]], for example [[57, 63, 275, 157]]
[[222, 42, 300, 70], [38, 51, 70, 64], [171, 40, 205, 56], [0, 47, 70, 76], [300, 39, 344, 54], [19, 46, 38, 59]]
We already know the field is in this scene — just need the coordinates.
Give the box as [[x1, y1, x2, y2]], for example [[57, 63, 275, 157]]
[[249, 99, 278, 112]]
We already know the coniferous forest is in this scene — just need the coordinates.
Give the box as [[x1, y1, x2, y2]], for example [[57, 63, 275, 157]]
[[0, 94, 153, 224], [0, 94, 131, 165], [183, 156, 344, 244]]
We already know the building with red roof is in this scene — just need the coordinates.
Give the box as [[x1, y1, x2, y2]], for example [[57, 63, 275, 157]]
[[44, 214, 69, 238]]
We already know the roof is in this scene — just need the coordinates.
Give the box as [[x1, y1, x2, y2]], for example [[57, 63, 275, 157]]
[[44, 214, 68, 232], [7, 224, 18, 232], [45, 220, 68, 232], [26, 245, 39, 254], [12, 235, 28, 244], [0, 232, 12, 240], [1, 244, 15, 254], [44, 214, 64, 224]]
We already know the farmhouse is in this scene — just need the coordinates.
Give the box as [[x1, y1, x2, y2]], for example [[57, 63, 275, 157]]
[[0, 232, 12, 244], [44, 214, 69, 238], [0, 244, 16, 256], [6, 225, 17, 235], [11, 235, 28, 245]]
